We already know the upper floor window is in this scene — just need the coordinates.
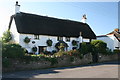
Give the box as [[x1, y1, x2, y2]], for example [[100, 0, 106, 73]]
[[34, 35, 39, 39], [66, 37, 70, 42], [57, 36, 63, 41]]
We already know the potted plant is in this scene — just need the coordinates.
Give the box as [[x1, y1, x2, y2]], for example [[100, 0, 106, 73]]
[[46, 39, 53, 46], [32, 46, 37, 53], [24, 37, 30, 43], [72, 40, 78, 46]]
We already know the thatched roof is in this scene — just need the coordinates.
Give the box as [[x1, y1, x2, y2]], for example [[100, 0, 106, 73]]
[[10, 12, 96, 39]]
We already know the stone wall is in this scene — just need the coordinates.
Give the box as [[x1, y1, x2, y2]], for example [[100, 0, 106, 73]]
[[98, 53, 118, 62], [3, 53, 118, 72]]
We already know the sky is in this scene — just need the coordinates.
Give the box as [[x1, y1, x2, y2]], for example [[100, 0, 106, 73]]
[[0, 0, 119, 37]]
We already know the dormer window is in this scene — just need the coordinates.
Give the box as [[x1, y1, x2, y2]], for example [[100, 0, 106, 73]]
[[34, 35, 39, 39]]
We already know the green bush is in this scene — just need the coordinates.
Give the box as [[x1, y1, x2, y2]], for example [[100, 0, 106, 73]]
[[55, 41, 68, 51], [32, 47, 37, 52], [2, 58, 11, 68], [91, 40, 107, 54], [24, 37, 30, 43], [113, 49, 120, 54], [2, 43, 25, 58], [72, 40, 78, 46], [46, 39, 53, 46], [80, 42, 92, 55], [2, 30, 12, 43]]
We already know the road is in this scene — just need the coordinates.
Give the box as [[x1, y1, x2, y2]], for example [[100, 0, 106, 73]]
[[3, 61, 119, 78]]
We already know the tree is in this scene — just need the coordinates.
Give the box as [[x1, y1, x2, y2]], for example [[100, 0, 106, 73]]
[[91, 40, 107, 54], [2, 30, 12, 43], [80, 42, 92, 55]]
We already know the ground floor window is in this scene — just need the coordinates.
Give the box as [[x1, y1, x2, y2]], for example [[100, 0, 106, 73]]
[[66, 37, 70, 42], [34, 35, 39, 39]]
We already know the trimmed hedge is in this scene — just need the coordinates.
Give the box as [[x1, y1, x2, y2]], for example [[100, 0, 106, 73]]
[[2, 43, 25, 58]]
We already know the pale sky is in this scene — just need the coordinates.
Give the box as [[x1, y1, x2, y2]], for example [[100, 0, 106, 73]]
[[0, 0, 119, 37]]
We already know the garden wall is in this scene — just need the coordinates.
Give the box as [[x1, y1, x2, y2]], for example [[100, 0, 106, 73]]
[[3, 53, 118, 72]]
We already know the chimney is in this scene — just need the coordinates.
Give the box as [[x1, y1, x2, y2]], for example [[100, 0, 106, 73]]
[[15, 1, 20, 14], [81, 14, 87, 23]]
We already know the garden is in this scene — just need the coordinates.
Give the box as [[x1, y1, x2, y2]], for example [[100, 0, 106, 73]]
[[1, 30, 120, 72]]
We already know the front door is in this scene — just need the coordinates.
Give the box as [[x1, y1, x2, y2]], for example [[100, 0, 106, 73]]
[[38, 46, 46, 54]]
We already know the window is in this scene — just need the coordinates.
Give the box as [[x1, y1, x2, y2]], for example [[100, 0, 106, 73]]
[[57, 36, 63, 41], [66, 37, 70, 42], [34, 35, 39, 39]]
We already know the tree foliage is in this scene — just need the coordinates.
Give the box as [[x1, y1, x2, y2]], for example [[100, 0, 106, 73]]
[[2, 30, 12, 43], [2, 43, 25, 58], [91, 40, 107, 54]]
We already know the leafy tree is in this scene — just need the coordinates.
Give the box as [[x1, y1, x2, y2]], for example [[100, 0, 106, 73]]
[[91, 40, 107, 54], [2, 30, 12, 43]]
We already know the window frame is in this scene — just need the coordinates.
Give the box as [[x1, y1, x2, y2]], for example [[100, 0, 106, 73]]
[[57, 36, 63, 41], [34, 35, 39, 40], [65, 37, 70, 42]]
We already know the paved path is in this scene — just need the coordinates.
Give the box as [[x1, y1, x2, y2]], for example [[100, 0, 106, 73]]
[[3, 61, 119, 78]]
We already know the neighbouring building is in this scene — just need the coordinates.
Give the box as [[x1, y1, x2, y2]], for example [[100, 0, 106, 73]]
[[97, 28, 120, 51], [8, 2, 96, 54]]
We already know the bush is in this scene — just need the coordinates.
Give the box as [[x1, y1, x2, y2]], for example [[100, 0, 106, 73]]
[[2, 30, 12, 43], [55, 41, 68, 51], [46, 39, 53, 46], [2, 58, 11, 68], [72, 40, 78, 46], [24, 37, 30, 43], [2, 43, 25, 58], [113, 49, 120, 54], [91, 40, 107, 54], [32, 47, 37, 52], [80, 42, 92, 55]]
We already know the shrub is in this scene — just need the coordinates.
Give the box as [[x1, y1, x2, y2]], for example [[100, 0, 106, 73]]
[[2, 30, 12, 43], [2, 43, 25, 58], [55, 41, 68, 51], [103, 48, 113, 55], [24, 37, 30, 43], [113, 49, 120, 54], [2, 58, 11, 68], [72, 40, 78, 46], [32, 47, 37, 52], [91, 40, 107, 54], [46, 39, 53, 46], [58, 43, 65, 51]]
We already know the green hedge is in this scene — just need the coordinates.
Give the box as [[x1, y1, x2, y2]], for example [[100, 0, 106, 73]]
[[91, 40, 107, 54], [2, 43, 25, 58], [113, 49, 120, 54]]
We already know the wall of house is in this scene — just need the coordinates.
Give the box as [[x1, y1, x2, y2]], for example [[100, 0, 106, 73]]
[[10, 19, 19, 43], [114, 36, 120, 49], [19, 34, 89, 53], [97, 35, 115, 51]]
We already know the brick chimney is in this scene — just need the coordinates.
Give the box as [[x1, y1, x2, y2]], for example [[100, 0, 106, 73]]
[[15, 1, 20, 14], [81, 14, 87, 23]]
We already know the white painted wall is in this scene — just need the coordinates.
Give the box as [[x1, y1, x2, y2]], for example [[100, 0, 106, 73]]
[[97, 35, 119, 51], [10, 19, 19, 43], [19, 34, 89, 53], [10, 20, 90, 54]]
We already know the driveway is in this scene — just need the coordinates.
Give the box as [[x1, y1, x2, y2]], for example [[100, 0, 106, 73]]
[[2, 61, 119, 78]]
